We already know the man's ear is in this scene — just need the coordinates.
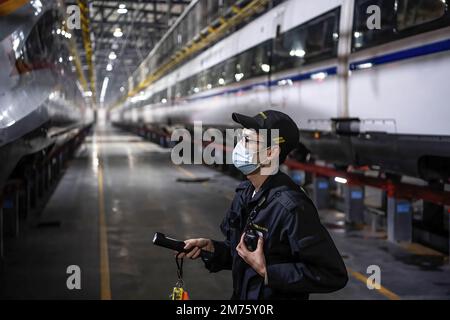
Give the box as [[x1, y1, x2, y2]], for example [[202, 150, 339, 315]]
[[260, 145, 280, 175], [268, 145, 280, 160]]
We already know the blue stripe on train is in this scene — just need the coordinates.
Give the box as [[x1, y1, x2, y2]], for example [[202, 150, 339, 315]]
[[186, 38, 450, 102], [350, 38, 450, 70], [187, 66, 337, 102]]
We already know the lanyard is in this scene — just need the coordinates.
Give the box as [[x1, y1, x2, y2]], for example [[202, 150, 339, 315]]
[[244, 195, 266, 231], [175, 252, 184, 286], [171, 252, 189, 300]]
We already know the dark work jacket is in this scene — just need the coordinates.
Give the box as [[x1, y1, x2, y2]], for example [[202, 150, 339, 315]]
[[202, 170, 348, 300]]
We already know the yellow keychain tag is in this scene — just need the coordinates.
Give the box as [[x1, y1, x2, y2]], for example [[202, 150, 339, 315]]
[[171, 286, 184, 300], [170, 254, 190, 300]]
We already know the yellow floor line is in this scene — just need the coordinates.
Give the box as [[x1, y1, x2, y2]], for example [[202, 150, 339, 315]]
[[96, 142, 112, 300], [175, 165, 197, 179], [401, 242, 445, 257], [347, 267, 400, 300]]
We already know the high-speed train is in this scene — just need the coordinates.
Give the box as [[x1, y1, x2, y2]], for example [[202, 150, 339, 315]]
[[0, 0, 92, 191], [112, 0, 450, 182]]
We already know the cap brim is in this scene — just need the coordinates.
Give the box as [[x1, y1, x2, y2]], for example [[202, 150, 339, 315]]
[[232, 113, 261, 130]]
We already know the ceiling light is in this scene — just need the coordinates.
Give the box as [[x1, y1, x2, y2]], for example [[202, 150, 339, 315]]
[[311, 72, 327, 81], [234, 73, 244, 82], [117, 4, 127, 14], [334, 177, 348, 184], [357, 62, 373, 70], [261, 64, 270, 73], [100, 77, 109, 104], [113, 28, 123, 38], [108, 51, 117, 60], [289, 49, 305, 57]]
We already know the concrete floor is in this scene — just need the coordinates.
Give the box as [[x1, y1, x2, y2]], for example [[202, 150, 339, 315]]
[[0, 125, 449, 299]]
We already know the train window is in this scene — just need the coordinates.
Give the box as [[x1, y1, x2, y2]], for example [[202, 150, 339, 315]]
[[192, 74, 202, 94], [249, 41, 271, 78], [353, 0, 396, 50], [397, 0, 446, 31], [352, 0, 450, 51], [161, 89, 168, 103], [175, 82, 181, 98], [197, 71, 208, 91], [22, 10, 60, 66], [190, 74, 199, 94], [272, 7, 340, 73], [223, 58, 236, 85], [236, 49, 252, 82], [181, 77, 190, 96]]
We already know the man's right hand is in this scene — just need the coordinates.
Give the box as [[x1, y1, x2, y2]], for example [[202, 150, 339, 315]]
[[178, 238, 214, 259]]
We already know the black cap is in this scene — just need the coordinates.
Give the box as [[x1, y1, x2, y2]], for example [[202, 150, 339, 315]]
[[232, 110, 299, 162]]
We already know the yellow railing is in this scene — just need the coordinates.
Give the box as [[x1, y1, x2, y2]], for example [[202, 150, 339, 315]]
[[0, 0, 29, 16], [77, 0, 96, 104]]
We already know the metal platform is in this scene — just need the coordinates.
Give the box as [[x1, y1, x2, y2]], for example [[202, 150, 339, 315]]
[[0, 126, 448, 299]]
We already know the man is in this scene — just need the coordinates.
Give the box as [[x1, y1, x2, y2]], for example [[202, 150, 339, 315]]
[[181, 110, 348, 300]]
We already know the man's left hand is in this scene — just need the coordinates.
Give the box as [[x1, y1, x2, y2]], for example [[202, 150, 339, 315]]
[[236, 233, 267, 278]]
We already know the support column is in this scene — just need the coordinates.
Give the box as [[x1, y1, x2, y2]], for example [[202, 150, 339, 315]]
[[387, 197, 412, 243], [313, 175, 330, 210], [344, 185, 365, 224]]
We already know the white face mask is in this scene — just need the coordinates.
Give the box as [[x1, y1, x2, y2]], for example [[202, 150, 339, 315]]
[[232, 140, 269, 175]]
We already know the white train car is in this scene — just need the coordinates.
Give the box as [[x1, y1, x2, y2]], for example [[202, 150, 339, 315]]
[[114, 0, 450, 181]]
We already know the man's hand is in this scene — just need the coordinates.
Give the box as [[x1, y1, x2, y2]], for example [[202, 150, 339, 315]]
[[236, 233, 267, 278], [177, 238, 214, 259]]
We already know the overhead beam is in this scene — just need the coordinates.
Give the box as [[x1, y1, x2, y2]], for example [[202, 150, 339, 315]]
[[89, 4, 183, 16], [91, 20, 168, 29]]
